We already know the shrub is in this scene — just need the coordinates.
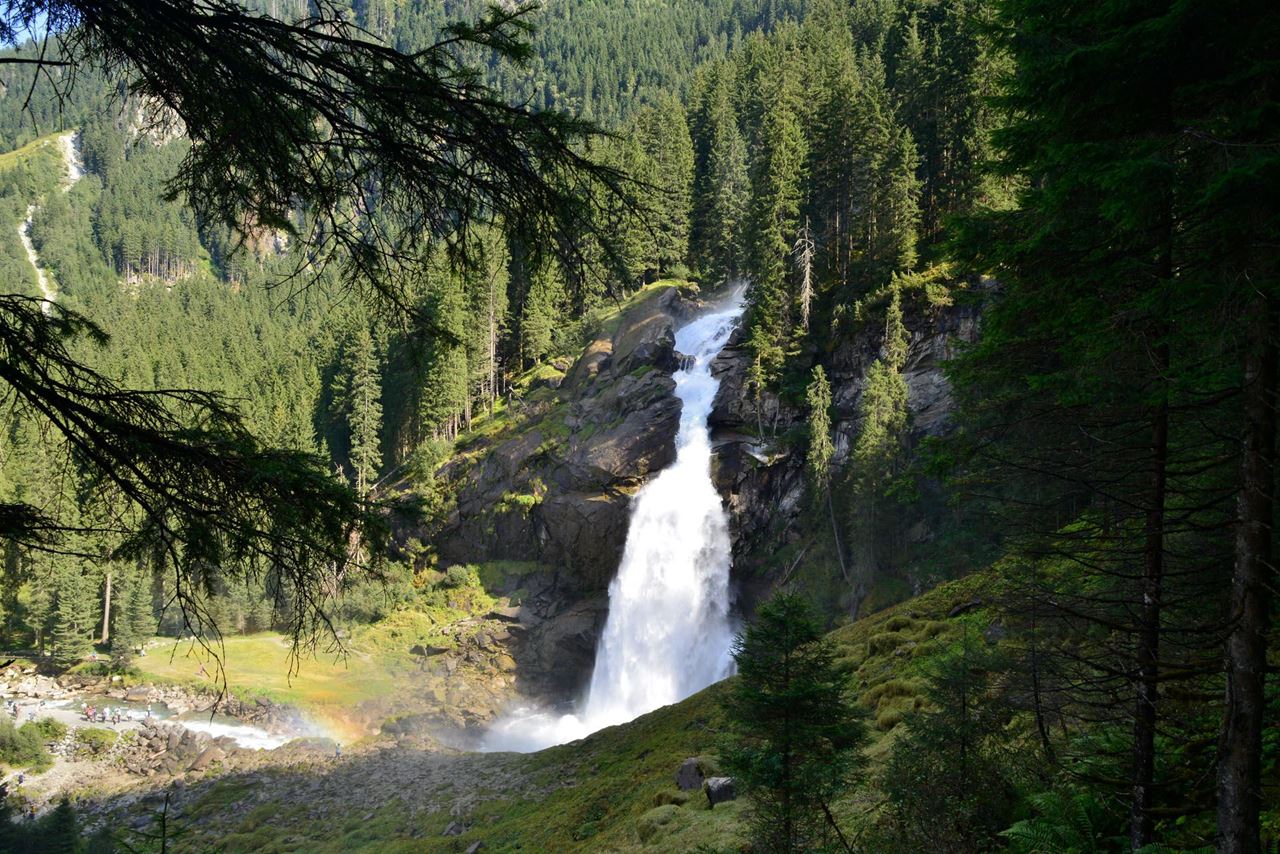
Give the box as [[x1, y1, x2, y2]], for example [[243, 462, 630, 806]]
[[75, 727, 118, 756], [867, 632, 907, 656], [28, 717, 68, 742], [0, 716, 53, 770], [440, 564, 475, 589]]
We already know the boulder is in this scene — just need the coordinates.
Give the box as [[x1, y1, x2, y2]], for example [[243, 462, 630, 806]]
[[188, 746, 225, 772], [442, 821, 464, 837], [675, 757, 705, 791], [409, 644, 449, 657], [704, 777, 737, 808]]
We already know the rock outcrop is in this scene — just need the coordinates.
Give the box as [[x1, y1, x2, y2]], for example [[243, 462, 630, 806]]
[[710, 283, 984, 613]]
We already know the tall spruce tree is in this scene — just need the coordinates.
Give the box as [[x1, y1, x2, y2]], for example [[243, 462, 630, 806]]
[[692, 65, 749, 283], [344, 326, 383, 496], [51, 558, 94, 668], [847, 287, 910, 582], [722, 593, 866, 853], [744, 83, 808, 387], [948, 0, 1279, 847]]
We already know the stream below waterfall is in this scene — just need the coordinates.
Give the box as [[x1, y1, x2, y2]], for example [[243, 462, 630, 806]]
[[483, 286, 747, 752]]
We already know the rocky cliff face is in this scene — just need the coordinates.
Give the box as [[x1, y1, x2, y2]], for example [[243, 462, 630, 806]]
[[709, 291, 982, 610]]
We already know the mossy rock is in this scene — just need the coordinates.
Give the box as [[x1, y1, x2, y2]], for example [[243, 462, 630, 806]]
[[652, 789, 692, 807]]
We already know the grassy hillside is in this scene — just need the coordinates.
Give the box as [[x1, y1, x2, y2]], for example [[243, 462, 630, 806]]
[[134, 634, 399, 710]]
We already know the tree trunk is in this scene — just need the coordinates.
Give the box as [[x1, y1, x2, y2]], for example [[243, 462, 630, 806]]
[[1131, 341, 1169, 851], [100, 571, 112, 645], [1216, 294, 1278, 854], [827, 490, 850, 583]]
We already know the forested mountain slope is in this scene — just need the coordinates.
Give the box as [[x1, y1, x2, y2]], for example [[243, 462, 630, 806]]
[[0, 0, 1275, 852]]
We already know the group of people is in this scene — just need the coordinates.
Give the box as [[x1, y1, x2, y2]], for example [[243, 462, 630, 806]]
[[81, 702, 133, 725], [6, 698, 42, 722]]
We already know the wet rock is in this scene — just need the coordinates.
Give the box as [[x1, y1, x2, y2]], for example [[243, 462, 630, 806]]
[[417, 285, 689, 595], [704, 777, 737, 807]]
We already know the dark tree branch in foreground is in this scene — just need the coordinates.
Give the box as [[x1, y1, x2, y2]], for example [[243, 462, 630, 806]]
[[0, 295, 387, 663], [0, 0, 633, 657]]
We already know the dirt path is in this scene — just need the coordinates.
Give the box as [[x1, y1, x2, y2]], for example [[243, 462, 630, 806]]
[[17, 130, 85, 314]]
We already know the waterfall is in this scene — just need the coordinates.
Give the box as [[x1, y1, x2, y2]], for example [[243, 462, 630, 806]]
[[483, 286, 746, 752]]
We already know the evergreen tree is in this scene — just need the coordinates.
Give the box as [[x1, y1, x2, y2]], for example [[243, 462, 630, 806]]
[[880, 633, 1020, 851], [722, 593, 866, 853], [947, 0, 1279, 845], [110, 564, 151, 667], [807, 364, 849, 580], [51, 558, 94, 669], [848, 287, 909, 579], [344, 326, 383, 495], [518, 261, 564, 369], [417, 269, 470, 441], [744, 86, 808, 387], [41, 797, 80, 854], [693, 67, 749, 283], [805, 365, 834, 493], [641, 95, 695, 276]]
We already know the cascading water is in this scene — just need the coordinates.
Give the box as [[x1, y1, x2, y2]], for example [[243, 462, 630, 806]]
[[483, 287, 747, 752]]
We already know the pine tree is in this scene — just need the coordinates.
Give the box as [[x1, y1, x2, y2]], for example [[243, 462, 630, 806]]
[[51, 559, 94, 669], [848, 287, 909, 580], [722, 593, 866, 853], [39, 797, 80, 854], [345, 326, 383, 496], [947, 0, 1279, 844], [110, 564, 153, 667], [646, 95, 695, 275], [807, 365, 849, 581], [881, 633, 1020, 850], [417, 273, 470, 441], [518, 262, 563, 369], [744, 86, 808, 387], [805, 365, 833, 492], [694, 68, 749, 283]]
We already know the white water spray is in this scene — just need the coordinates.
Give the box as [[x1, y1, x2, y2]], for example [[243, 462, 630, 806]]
[[484, 286, 746, 752]]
